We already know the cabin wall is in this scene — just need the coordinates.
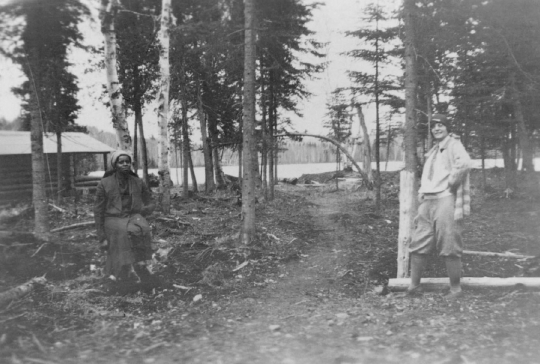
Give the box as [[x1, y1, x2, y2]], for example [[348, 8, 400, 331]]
[[0, 154, 71, 204]]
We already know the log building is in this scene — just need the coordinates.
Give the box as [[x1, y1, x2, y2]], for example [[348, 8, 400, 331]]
[[0, 131, 114, 204]]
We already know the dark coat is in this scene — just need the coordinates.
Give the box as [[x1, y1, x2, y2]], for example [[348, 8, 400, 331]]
[[94, 172, 154, 242]]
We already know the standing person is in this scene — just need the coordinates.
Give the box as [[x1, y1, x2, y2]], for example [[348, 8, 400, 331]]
[[407, 114, 472, 299], [94, 150, 155, 282]]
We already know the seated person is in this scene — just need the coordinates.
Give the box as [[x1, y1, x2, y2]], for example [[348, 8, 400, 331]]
[[94, 150, 155, 281]]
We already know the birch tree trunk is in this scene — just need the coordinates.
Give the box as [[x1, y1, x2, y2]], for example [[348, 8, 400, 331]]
[[181, 87, 190, 197], [397, 0, 420, 278], [157, 0, 171, 214], [240, 0, 257, 245], [354, 104, 373, 182], [137, 113, 149, 187], [99, 0, 132, 151], [133, 115, 138, 171]]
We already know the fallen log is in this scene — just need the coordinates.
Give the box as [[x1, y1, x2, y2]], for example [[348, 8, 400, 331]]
[[50, 221, 94, 233], [279, 178, 298, 185], [0, 276, 47, 307], [463, 250, 535, 260], [49, 203, 66, 213], [0, 230, 37, 240], [274, 132, 372, 188], [388, 277, 540, 291]]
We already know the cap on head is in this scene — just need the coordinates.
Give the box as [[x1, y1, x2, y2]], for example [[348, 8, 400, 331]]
[[109, 150, 132, 169], [431, 113, 450, 131]]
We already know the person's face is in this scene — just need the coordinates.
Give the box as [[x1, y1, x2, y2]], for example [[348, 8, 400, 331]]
[[431, 122, 449, 142], [116, 155, 132, 173]]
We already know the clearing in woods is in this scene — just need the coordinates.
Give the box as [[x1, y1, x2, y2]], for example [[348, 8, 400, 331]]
[[1, 169, 540, 363]]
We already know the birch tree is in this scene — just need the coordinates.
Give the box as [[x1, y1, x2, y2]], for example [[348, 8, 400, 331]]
[[352, 103, 373, 182], [157, 0, 171, 213], [397, 0, 419, 278], [240, 0, 257, 245], [99, 0, 132, 151]]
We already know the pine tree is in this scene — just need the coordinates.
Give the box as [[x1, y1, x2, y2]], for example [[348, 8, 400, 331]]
[[2, 0, 86, 234], [345, 2, 401, 208]]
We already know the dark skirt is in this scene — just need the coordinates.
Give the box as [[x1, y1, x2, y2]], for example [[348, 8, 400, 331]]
[[103, 214, 153, 277]]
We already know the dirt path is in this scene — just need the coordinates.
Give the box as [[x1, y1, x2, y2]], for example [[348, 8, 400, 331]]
[[147, 190, 540, 364]]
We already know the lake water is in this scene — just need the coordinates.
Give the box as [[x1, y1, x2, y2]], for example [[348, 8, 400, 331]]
[[90, 158, 520, 187]]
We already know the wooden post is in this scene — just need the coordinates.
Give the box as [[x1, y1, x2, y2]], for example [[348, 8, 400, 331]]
[[103, 153, 108, 171], [397, 170, 418, 278], [69, 154, 75, 194]]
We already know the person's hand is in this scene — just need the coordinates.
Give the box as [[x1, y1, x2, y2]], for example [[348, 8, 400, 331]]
[[448, 182, 459, 194], [100, 239, 109, 251]]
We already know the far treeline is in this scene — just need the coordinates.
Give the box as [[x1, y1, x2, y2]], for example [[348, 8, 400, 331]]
[[1, 0, 540, 245], [86, 126, 403, 169]]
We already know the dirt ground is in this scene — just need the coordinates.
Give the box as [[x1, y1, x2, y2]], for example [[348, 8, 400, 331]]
[[1, 169, 540, 364]]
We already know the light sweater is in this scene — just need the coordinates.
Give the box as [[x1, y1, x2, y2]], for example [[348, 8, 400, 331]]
[[419, 134, 472, 220]]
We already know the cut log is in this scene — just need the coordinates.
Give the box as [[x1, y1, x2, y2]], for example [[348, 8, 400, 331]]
[[279, 178, 298, 185], [463, 250, 535, 260], [50, 221, 94, 233], [388, 277, 540, 291], [0, 277, 47, 307]]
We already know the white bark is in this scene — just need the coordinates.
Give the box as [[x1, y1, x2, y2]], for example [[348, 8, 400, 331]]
[[397, 170, 417, 277], [353, 104, 373, 181], [389, 277, 540, 291], [398, 0, 420, 278], [158, 0, 171, 213], [99, 0, 132, 151]]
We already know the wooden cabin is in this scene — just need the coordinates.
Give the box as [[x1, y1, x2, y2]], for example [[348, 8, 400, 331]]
[[0, 131, 114, 204]]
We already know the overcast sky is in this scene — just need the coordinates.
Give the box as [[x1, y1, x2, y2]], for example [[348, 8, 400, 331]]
[[0, 0, 401, 137]]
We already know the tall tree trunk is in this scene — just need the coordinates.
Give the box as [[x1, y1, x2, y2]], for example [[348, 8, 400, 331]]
[[30, 91, 49, 235], [374, 17, 381, 209], [398, 0, 420, 278], [137, 112, 149, 186], [56, 131, 63, 205], [238, 121, 243, 180], [241, 0, 257, 245], [385, 122, 391, 171], [503, 133, 517, 190], [480, 134, 486, 191], [260, 66, 268, 200], [198, 82, 215, 192], [354, 104, 373, 181], [426, 87, 433, 149], [188, 148, 198, 193], [181, 88, 190, 197], [133, 114, 138, 172], [157, 0, 171, 214], [511, 75, 535, 174], [208, 113, 226, 189], [268, 81, 275, 200], [213, 149, 226, 189], [99, 0, 132, 151]]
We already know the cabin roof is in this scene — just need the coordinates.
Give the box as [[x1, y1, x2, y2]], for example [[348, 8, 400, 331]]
[[0, 131, 114, 155]]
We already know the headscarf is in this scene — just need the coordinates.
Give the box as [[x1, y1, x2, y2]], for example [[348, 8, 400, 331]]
[[109, 150, 133, 170]]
